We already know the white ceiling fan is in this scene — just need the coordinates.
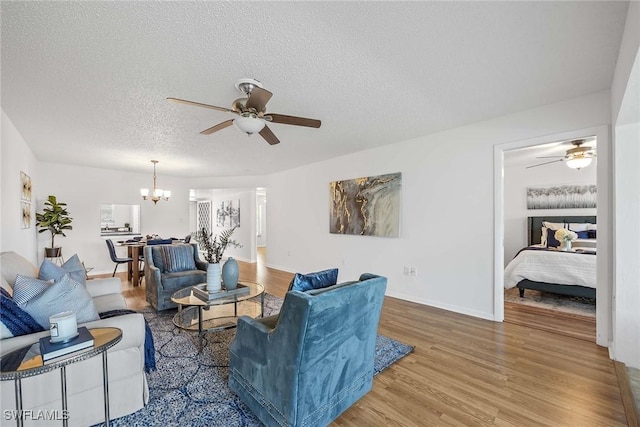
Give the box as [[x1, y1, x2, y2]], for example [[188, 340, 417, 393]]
[[526, 138, 597, 170]]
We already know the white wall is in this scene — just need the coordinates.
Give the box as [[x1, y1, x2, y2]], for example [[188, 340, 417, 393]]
[[265, 91, 611, 321], [503, 159, 597, 264], [32, 162, 192, 274], [190, 188, 257, 263], [611, 0, 640, 369], [256, 193, 267, 247], [1, 111, 40, 264]]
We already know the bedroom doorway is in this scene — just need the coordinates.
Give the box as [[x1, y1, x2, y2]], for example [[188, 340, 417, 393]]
[[494, 125, 611, 347]]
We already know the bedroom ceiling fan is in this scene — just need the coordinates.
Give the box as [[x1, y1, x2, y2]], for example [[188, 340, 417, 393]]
[[526, 139, 597, 170], [167, 78, 321, 145]]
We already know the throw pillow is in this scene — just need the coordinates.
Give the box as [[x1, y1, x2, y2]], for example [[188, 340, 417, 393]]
[[12, 275, 52, 306], [16, 274, 100, 329], [161, 245, 196, 273], [0, 288, 44, 339], [38, 254, 87, 286], [289, 268, 339, 292], [546, 228, 561, 248]]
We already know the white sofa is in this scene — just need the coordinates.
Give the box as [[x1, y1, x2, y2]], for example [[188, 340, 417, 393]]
[[0, 251, 149, 427]]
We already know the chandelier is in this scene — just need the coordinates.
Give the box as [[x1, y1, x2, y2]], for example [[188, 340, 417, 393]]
[[140, 160, 170, 204]]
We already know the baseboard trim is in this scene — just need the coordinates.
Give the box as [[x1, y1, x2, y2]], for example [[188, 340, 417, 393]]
[[614, 361, 640, 427], [385, 290, 494, 321]]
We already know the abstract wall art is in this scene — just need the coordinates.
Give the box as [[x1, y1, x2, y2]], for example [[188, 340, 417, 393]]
[[20, 171, 32, 201], [526, 184, 597, 209], [330, 172, 401, 237], [21, 202, 31, 229], [216, 199, 240, 228]]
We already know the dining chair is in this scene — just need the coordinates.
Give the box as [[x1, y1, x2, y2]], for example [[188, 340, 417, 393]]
[[106, 239, 133, 277]]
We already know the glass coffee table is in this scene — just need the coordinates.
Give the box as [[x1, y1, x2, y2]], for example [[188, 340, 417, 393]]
[[171, 281, 264, 349]]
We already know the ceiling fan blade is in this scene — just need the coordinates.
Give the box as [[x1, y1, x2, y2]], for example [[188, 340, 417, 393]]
[[245, 87, 273, 112], [200, 119, 234, 135], [259, 125, 280, 145], [266, 113, 321, 128], [167, 97, 237, 114], [535, 156, 565, 159], [526, 159, 564, 169]]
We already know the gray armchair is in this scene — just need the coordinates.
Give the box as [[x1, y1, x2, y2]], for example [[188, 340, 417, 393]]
[[229, 273, 387, 427], [144, 243, 207, 311]]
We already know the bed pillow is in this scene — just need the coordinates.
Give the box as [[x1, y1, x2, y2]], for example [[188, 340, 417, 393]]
[[588, 229, 597, 239], [546, 228, 561, 248], [289, 268, 339, 292], [15, 274, 99, 329], [568, 223, 590, 232], [38, 254, 87, 286]]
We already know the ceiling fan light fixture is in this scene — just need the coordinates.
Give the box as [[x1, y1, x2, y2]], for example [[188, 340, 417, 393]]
[[234, 114, 265, 135], [566, 156, 592, 170]]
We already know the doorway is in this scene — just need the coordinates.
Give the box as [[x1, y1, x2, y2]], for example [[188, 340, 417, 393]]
[[494, 125, 611, 347]]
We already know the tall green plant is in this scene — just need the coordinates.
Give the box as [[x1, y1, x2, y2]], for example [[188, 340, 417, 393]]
[[36, 195, 73, 248]]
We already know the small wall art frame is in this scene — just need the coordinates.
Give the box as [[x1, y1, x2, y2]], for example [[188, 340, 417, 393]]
[[216, 199, 240, 228], [330, 172, 401, 237], [21, 202, 31, 229], [526, 184, 597, 209], [20, 171, 32, 201]]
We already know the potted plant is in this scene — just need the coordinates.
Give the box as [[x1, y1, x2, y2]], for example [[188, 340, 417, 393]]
[[36, 195, 73, 258], [197, 227, 241, 292]]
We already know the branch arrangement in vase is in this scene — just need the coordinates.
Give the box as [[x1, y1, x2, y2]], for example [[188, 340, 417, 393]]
[[197, 227, 242, 264]]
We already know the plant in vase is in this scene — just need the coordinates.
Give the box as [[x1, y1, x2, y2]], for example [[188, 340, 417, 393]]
[[554, 228, 578, 251], [197, 227, 242, 292], [35, 195, 73, 259]]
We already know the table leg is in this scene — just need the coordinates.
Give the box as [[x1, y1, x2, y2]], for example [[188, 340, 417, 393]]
[[61, 366, 68, 427], [131, 246, 140, 287], [14, 378, 23, 427], [198, 306, 203, 351], [126, 247, 133, 281], [261, 292, 264, 318], [102, 350, 111, 426]]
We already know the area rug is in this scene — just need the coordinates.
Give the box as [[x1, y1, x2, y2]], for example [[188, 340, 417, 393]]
[[101, 294, 414, 426], [504, 287, 595, 317]]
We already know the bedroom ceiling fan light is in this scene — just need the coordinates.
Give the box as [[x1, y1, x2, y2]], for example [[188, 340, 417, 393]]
[[233, 114, 265, 135], [566, 156, 592, 169]]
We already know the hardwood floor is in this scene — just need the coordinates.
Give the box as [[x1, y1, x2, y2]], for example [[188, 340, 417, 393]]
[[100, 248, 632, 426]]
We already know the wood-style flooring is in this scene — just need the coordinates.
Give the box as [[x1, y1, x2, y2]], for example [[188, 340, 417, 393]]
[[102, 248, 634, 426]]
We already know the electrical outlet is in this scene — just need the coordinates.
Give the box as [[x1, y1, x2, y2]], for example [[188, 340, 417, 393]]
[[403, 266, 410, 275], [410, 267, 417, 277]]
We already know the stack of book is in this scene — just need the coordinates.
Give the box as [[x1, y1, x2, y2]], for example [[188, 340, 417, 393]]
[[39, 326, 94, 364], [192, 283, 250, 302]]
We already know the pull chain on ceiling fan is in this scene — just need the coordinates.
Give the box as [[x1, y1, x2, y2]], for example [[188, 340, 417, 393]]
[[526, 139, 597, 170], [168, 78, 321, 145]]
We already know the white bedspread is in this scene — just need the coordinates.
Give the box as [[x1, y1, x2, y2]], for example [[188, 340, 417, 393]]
[[504, 249, 597, 289]]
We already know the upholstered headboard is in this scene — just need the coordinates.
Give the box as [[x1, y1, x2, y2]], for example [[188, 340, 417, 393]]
[[527, 216, 597, 246]]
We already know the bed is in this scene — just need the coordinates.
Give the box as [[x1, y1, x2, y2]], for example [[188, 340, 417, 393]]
[[504, 215, 597, 299]]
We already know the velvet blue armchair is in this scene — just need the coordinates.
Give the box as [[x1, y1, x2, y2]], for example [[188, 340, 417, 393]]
[[229, 273, 387, 426]]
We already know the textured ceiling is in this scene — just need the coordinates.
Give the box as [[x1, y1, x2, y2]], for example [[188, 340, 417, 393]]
[[1, 1, 628, 177]]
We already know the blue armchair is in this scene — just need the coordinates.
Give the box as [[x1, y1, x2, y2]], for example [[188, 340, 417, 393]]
[[229, 273, 387, 427], [144, 243, 207, 311]]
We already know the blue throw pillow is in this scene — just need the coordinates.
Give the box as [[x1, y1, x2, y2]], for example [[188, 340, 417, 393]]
[[289, 268, 339, 292], [588, 229, 597, 239], [39, 254, 86, 286], [546, 228, 561, 248], [574, 230, 589, 239], [0, 288, 44, 339]]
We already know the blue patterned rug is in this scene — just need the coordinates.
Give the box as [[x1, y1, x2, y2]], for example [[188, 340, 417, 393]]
[[101, 294, 414, 426]]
